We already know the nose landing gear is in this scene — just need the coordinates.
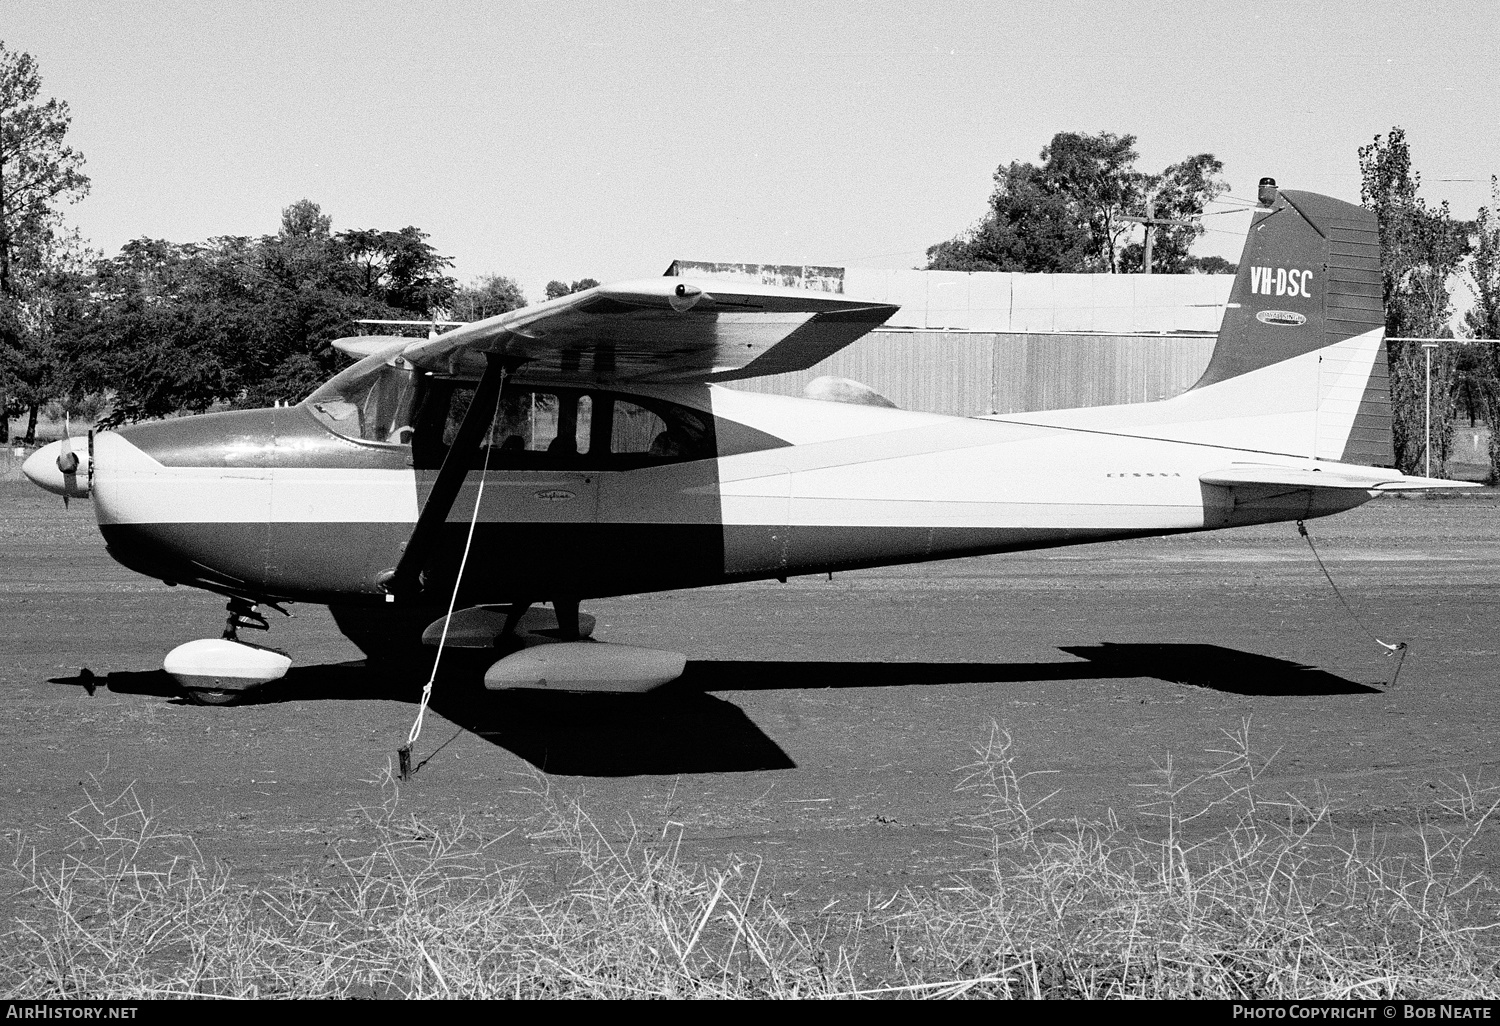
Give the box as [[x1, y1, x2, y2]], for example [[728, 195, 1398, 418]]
[[163, 598, 292, 706], [223, 597, 272, 639]]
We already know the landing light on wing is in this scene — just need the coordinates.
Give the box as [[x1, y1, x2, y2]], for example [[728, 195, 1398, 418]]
[[669, 282, 707, 312]]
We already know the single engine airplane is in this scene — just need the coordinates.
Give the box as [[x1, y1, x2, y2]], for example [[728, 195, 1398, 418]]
[[23, 181, 1471, 703]]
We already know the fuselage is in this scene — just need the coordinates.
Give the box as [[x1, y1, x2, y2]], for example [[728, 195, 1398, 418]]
[[83, 366, 1370, 610]]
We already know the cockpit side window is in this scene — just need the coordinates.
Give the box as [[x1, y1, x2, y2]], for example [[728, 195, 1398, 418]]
[[410, 381, 715, 470], [305, 353, 417, 445]]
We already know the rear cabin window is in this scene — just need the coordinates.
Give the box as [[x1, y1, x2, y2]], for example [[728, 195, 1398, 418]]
[[411, 382, 714, 470]]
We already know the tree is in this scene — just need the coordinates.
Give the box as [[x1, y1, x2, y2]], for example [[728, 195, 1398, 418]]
[[927, 132, 1226, 274], [1184, 255, 1238, 275], [925, 159, 1093, 272], [450, 274, 526, 322], [338, 226, 456, 315], [0, 226, 92, 443], [1116, 153, 1229, 273], [1463, 177, 1500, 479], [66, 202, 498, 424], [67, 237, 244, 424], [280, 198, 331, 239], [544, 278, 600, 300], [1359, 128, 1473, 477], [0, 42, 89, 442], [1040, 131, 1144, 273]]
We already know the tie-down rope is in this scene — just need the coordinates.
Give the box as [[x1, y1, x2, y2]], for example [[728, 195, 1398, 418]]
[[399, 388, 504, 779], [1296, 519, 1409, 689]]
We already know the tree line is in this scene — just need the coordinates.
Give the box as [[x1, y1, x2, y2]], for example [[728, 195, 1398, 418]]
[[926, 131, 1234, 275], [1359, 128, 1500, 477], [4, 41, 1500, 479]]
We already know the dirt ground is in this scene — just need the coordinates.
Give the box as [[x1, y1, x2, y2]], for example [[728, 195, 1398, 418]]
[[3, 480, 1499, 906]]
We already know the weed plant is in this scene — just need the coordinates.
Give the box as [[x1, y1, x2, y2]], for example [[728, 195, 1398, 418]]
[[2, 722, 1497, 999], [883, 722, 1500, 998]]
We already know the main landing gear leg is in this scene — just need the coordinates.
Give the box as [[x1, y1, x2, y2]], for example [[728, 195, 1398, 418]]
[[553, 597, 581, 642], [501, 602, 532, 643]]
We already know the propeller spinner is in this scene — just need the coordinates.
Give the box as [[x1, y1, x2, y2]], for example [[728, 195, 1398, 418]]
[[22, 420, 92, 503]]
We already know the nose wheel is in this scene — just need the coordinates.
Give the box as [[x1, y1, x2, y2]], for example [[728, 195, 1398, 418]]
[[167, 598, 292, 706], [184, 687, 239, 706]]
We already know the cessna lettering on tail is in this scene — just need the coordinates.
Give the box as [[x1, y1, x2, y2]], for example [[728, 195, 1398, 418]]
[[1249, 266, 1312, 298]]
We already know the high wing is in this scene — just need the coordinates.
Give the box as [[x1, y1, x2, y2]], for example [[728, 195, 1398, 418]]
[[391, 278, 899, 383]]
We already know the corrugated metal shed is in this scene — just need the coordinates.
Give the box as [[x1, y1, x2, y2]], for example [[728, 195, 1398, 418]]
[[667, 260, 1232, 416], [842, 268, 1230, 335], [667, 260, 1232, 334], [726, 331, 1217, 417]]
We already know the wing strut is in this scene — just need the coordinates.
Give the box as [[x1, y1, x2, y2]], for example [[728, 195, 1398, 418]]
[[383, 353, 510, 599]]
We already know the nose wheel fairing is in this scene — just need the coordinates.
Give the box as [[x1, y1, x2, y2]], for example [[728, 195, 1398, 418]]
[[162, 597, 293, 706]]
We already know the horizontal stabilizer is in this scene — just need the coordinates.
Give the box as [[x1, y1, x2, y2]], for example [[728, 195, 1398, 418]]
[[1201, 465, 1479, 492]]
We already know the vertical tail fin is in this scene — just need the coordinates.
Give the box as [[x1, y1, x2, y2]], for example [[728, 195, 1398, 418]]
[[1189, 183, 1393, 465]]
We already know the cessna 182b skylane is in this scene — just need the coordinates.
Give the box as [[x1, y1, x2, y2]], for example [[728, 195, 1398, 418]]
[[24, 183, 1471, 703]]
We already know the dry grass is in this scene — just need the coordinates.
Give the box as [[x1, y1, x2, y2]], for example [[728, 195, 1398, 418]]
[[3, 723, 1498, 999], [881, 722, 1500, 998]]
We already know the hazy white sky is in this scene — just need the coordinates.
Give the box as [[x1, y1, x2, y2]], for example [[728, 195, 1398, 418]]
[[7, 0, 1498, 300]]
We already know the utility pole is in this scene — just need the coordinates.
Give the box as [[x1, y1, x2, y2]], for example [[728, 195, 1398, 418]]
[[1119, 193, 1195, 273], [1388, 337, 1483, 479], [1422, 340, 1439, 478]]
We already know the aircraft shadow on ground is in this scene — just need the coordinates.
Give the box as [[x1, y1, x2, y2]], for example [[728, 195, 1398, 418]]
[[47, 661, 796, 778], [673, 643, 1378, 697], [1054, 643, 1381, 697], [46, 642, 1373, 777]]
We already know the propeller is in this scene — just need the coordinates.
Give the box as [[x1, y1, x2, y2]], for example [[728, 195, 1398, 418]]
[[51, 416, 91, 507]]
